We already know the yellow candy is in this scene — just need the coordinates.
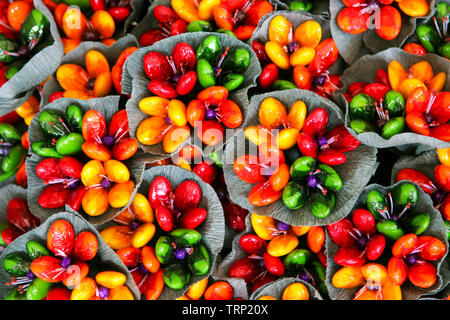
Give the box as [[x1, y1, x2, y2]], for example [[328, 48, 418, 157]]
[[132, 193, 153, 223], [95, 271, 127, 289], [93, 71, 112, 97], [427, 72, 446, 92], [82, 187, 109, 216], [244, 126, 272, 146], [258, 295, 277, 300], [139, 97, 169, 117], [408, 61, 433, 83], [276, 128, 299, 150], [131, 223, 156, 248], [331, 266, 365, 289], [290, 47, 315, 67], [136, 116, 170, 146], [71, 277, 97, 300], [437, 148, 450, 166], [186, 278, 209, 300], [251, 213, 276, 240], [109, 286, 135, 300], [265, 42, 290, 70], [108, 180, 135, 208], [398, 78, 427, 99], [90, 10, 115, 38], [16, 96, 39, 119], [177, 295, 191, 300], [172, 0, 199, 23], [85, 50, 110, 77], [266, 233, 299, 257], [57, 64, 89, 92], [281, 283, 309, 300], [397, 0, 429, 17], [198, 0, 220, 20], [268, 15, 292, 45], [104, 159, 130, 183], [163, 125, 190, 154], [294, 20, 322, 48], [259, 97, 288, 130], [361, 263, 388, 286], [381, 279, 402, 300], [172, 156, 192, 171], [100, 226, 132, 250], [81, 160, 104, 186], [167, 99, 188, 127], [388, 60, 407, 91], [291, 226, 311, 237]]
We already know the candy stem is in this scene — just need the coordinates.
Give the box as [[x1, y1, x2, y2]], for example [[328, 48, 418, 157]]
[[397, 202, 411, 220], [433, 17, 443, 39]]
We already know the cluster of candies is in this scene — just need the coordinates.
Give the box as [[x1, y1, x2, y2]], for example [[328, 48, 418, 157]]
[[234, 97, 360, 218], [252, 16, 340, 98], [337, 0, 430, 40], [346, 60, 449, 141], [329, 183, 447, 299], [139, 0, 274, 45], [100, 176, 212, 298], [403, 2, 449, 59], [3, 219, 135, 300], [0, 1, 51, 85], [136, 35, 249, 151], [228, 213, 328, 296], [34, 104, 138, 217]]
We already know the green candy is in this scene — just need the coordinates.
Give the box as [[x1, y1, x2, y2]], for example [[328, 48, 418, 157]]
[[61, 0, 91, 11], [0, 224, 9, 247], [290, 156, 315, 179], [163, 264, 191, 290], [26, 241, 51, 260], [222, 73, 244, 91], [288, 0, 313, 12], [438, 42, 450, 59], [2, 145, 26, 173], [376, 220, 404, 240], [170, 228, 201, 246], [402, 212, 430, 235], [309, 191, 335, 218], [3, 252, 31, 277], [32, 141, 63, 158], [317, 164, 342, 191], [366, 190, 387, 221], [349, 94, 376, 122], [417, 24, 440, 53], [436, 2, 449, 19], [381, 117, 405, 139], [66, 104, 83, 132], [0, 34, 18, 63], [445, 220, 450, 241], [284, 249, 311, 268], [0, 123, 22, 141], [209, 151, 223, 168], [188, 244, 210, 276], [272, 80, 297, 90], [39, 110, 66, 138], [155, 236, 173, 264], [0, 168, 17, 182], [20, 9, 50, 45], [196, 35, 221, 64], [186, 20, 213, 32], [197, 58, 216, 88], [5, 288, 27, 300], [222, 48, 250, 73], [216, 29, 236, 38], [282, 181, 307, 210], [350, 119, 377, 135], [383, 90, 405, 117], [26, 278, 52, 300], [55, 132, 84, 156], [5, 61, 26, 79], [392, 182, 418, 211]]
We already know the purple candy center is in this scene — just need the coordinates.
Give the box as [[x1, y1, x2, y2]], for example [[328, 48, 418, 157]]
[[313, 75, 326, 87], [27, 270, 36, 279], [102, 135, 115, 147], [431, 190, 446, 206], [276, 221, 289, 232], [307, 175, 319, 188], [205, 109, 216, 119], [174, 248, 186, 260], [98, 286, 110, 299], [139, 263, 149, 274], [357, 236, 368, 249], [61, 257, 71, 269], [317, 136, 328, 147], [130, 221, 140, 231], [406, 253, 417, 265], [101, 179, 112, 189]]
